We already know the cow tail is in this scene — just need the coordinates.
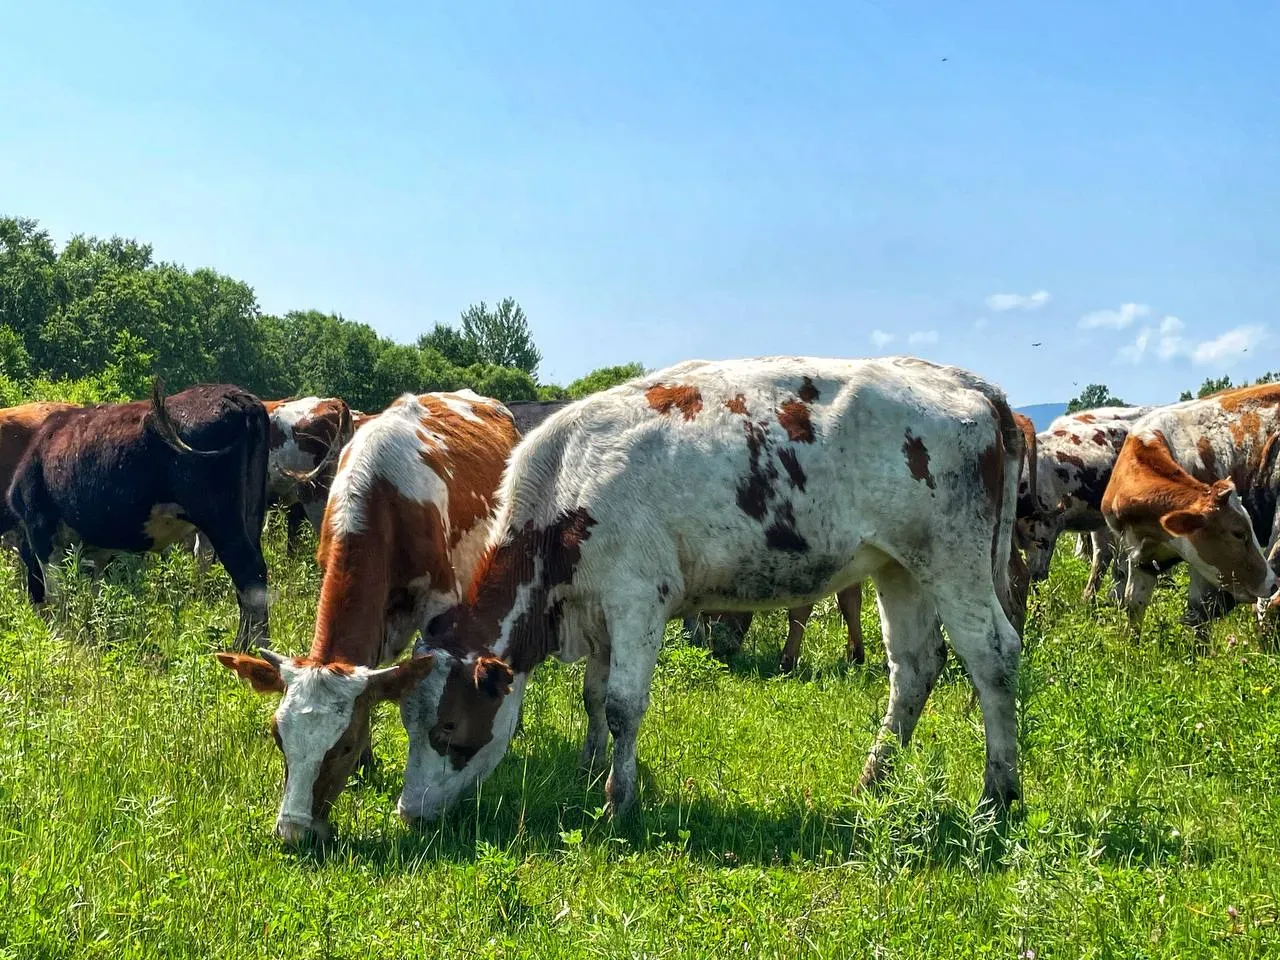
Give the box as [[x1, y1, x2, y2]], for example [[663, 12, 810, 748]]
[[244, 399, 271, 542], [146, 378, 237, 458], [977, 386, 1024, 613]]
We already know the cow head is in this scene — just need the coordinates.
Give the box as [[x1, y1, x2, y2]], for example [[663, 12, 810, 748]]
[[1159, 480, 1277, 602], [396, 643, 519, 824], [215, 649, 435, 845]]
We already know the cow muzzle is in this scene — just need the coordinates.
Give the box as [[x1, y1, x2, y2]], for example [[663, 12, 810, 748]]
[[275, 814, 331, 847]]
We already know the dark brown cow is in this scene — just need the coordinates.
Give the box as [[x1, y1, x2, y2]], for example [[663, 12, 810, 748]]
[[7, 381, 271, 650]]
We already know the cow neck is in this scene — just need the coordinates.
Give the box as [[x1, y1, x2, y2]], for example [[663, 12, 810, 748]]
[[310, 526, 391, 667]]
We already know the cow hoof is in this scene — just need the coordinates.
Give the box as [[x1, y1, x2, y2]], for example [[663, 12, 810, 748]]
[[778, 654, 797, 674], [847, 647, 866, 666]]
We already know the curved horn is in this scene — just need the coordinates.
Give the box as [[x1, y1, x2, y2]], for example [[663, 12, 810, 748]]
[[278, 401, 353, 487]]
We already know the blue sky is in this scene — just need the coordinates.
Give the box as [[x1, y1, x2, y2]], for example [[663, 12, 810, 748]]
[[3, 1, 1277, 404]]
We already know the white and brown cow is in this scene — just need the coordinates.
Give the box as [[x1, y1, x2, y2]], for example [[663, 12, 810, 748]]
[[216, 389, 519, 844], [398, 356, 1027, 823], [264, 396, 355, 552], [1102, 384, 1279, 636], [1018, 405, 1155, 601]]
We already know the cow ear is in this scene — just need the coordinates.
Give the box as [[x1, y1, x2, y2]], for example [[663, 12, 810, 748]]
[[1161, 509, 1207, 537], [215, 652, 285, 693], [365, 655, 436, 702], [473, 656, 514, 699], [1211, 479, 1236, 505]]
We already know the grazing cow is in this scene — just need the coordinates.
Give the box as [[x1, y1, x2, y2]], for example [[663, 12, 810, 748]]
[[216, 389, 519, 844], [0, 402, 78, 548], [1018, 405, 1156, 600], [7, 382, 271, 650], [396, 356, 1026, 823], [1101, 385, 1279, 635]]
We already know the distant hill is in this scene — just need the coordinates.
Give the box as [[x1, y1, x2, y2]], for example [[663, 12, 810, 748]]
[[1015, 402, 1069, 431]]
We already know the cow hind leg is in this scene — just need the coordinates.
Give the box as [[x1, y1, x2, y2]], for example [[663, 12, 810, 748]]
[[778, 603, 815, 673], [580, 643, 612, 777], [285, 503, 307, 557], [1081, 531, 1114, 604], [932, 584, 1022, 812], [838, 584, 865, 665], [193, 524, 269, 651], [858, 565, 946, 793]]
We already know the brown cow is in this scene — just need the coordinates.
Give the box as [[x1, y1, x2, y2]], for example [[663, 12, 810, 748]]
[[1102, 384, 1279, 637], [216, 389, 519, 844], [0, 402, 78, 548]]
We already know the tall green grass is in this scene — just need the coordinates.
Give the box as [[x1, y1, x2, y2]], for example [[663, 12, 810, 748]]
[[0, 518, 1277, 958]]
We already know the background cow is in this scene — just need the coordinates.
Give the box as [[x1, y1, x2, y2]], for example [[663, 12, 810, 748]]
[[1018, 405, 1155, 601], [217, 389, 519, 844], [1102, 385, 1279, 639], [398, 356, 1026, 823], [7, 381, 271, 650]]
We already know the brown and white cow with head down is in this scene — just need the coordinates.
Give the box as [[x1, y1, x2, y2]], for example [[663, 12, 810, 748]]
[[1017, 405, 1156, 600], [1102, 384, 1279, 636], [216, 389, 519, 844], [396, 356, 1027, 823]]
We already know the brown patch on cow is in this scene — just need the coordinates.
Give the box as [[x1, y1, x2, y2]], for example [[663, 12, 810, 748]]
[[1055, 450, 1086, 470], [1227, 410, 1263, 446], [1196, 436, 1218, 479], [1069, 433, 1082, 445], [736, 420, 775, 520], [415, 394, 520, 548], [980, 443, 1003, 507], [776, 400, 814, 443], [1092, 430, 1107, 446], [1217, 383, 1280, 412], [902, 430, 936, 490], [1052, 430, 1069, 437], [645, 384, 703, 421], [724, 394, 749, 416], [764, 502, 809, 552], [437, 507, 598, 674], [1074, 413, 1097, 424], [798, 377, 820, 403], [268, 419, 288, 450], [431, 658, 513, 769], [778, 447, 807, 491]]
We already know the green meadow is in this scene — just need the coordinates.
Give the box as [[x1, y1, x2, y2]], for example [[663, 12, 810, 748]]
[[1, 517, 1276, 959]]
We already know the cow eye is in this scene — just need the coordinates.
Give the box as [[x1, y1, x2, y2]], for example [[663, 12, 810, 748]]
[[1233, 529, 1249, 541], [438, 720, 457, 737]]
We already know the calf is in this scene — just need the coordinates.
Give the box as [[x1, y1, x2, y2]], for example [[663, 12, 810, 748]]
[[396, 356, 1026, 822], [1018, 405, 1155, 600], [0, 402, 78, 548], [1102, 385, 1279, 635], [7, 381, 271, 649], [216, 389, 519, 844]]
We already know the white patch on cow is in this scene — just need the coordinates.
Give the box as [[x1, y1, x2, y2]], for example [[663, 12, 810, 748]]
[[398, 658, 526, 822], [267, 398, 327, 496], [325, 399, 450, 538], [451, 519, 496, 594], [271, 664, 369, 832], [438, 394, 483, 422]]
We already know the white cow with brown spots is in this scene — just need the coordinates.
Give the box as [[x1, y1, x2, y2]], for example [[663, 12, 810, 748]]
[[398, 356, 1027, 823], [216, 389, 518, 844], [1102, 384, 1280, 637], [1017, 405, 1155, 600]]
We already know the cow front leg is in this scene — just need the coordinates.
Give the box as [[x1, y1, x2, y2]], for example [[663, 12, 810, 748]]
[[838, 584, 866, 665], [602, 604, 663, 818], [1081, 531, 1114, 604], [1123, 558, 1158, 638]]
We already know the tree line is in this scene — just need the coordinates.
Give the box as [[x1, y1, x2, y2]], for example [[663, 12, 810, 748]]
[[1066, 369, 1279, 415], [0, 216, 643, 409]]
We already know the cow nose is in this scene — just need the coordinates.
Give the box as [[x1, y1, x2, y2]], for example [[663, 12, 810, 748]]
[[275, 816, 329, 847]]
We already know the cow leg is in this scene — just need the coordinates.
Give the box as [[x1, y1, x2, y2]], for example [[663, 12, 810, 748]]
[[838, 584, 865, 665], [1184, 570, 1234, 652], [601, 601, 664, 818], [1123, 559, 1158, 637], [858, 565, 946, 791], [1108, 539, 1130, 606], [933, 579, 1023, 812], [579, 643, 612, 777], [778, 603, 814, 673], [285, 503, 307, 557], [192, 531, 215, 579], [194, 525, 269, 651], [17, 530, 52, 606], [1081, 530, 1113, 603]]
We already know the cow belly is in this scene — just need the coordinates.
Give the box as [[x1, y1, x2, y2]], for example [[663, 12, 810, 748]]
[[59, 501, 192, 554]]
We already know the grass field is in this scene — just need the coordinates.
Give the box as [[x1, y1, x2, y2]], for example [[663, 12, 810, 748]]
[[1, 516, 1278, 958]]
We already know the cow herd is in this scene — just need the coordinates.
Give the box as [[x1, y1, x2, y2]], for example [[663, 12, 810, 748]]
[[2, 355, 1278, 847]]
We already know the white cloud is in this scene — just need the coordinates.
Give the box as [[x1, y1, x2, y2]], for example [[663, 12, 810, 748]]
[[907, 330, 939, 346], [974, 317, 989, 330], [1160, 315, 1184, 335], [869, 329, 894, 348], [1081, 302, 1150, 330], [1191, 325, 1267, 366], [986, 290, 1051, 312], [1117, 327, 1152, 364]]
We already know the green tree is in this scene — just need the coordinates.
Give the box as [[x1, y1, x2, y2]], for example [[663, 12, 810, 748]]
[[566, 362, 645, 399], [0, 326, 31, 380], [536, 383, 569, 401], [1254, 371, 1279, 385], [1066, 383, 1126, 414], [465, 363, 538, 402], [418, 322, 480, 368], [459, 298, 541, 375]]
